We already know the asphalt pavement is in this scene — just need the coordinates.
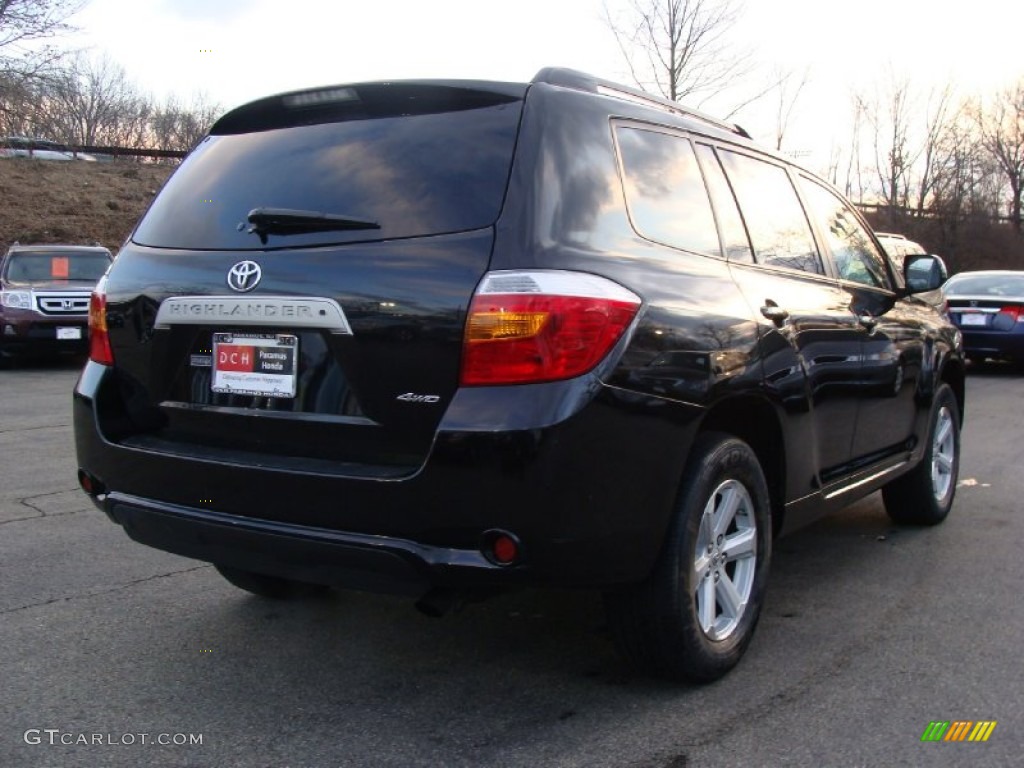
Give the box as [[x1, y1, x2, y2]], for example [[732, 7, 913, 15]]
[[1, 359, 1021, 768]]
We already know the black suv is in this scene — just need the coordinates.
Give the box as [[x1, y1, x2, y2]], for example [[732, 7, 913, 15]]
[[73, 69, 964, 682], [1, 243, 113, 362]]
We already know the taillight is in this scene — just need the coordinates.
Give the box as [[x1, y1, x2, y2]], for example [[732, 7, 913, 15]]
[[461, 271, 641, 386], [1000, 305, 1024, 322], [88, 288, 114, 365]]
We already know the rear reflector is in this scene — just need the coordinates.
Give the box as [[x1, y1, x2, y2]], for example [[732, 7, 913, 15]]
[[481, 529, 522, 566], [461, 271, 641, 386], [88, 287, 114, 365]]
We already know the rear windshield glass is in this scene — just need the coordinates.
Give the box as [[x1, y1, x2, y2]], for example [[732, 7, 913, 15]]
[[945, 274, 1024, 297], [133, 95, 524, 251], [4, 252, 111, 282]]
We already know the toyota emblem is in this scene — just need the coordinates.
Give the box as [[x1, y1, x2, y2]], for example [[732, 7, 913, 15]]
[[227, 261, 262, 292]]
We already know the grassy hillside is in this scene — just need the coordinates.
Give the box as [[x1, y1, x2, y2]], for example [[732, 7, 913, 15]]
[[0, 158, 175, 254]]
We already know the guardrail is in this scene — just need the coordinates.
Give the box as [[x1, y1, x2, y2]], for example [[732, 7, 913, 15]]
[[0, 138, 188, 160]]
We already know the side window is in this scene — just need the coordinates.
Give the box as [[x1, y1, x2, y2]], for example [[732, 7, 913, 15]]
[[717, 150, 823, 275], [615, 126, 721, 257], [800, 178, 891, 289], [694, 143, 753, 263]]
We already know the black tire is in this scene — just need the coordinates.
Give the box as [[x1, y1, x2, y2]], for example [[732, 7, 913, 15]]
[[882, 383, 960, 526], [605, 432, 772, 683], [214, 564, 330, 599]]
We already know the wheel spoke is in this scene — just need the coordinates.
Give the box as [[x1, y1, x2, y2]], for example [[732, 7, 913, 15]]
[[722, 528, 756, 561], [713, 486, 741, 538], [697, 575, 716, 632], [694, 551, 711, 583], [716, 571, 744, 620], [697, 508, 713, 551], [934, 452, 953, 473], [934, 413, 952, 448]]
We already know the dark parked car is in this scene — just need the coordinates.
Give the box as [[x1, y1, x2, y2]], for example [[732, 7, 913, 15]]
[[73, 69, 964, 682], [1, 244, 113, 362], [943, 270, 1024, 365]]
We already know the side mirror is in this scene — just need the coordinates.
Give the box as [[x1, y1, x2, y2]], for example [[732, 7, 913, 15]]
[[904, 254, 947, 293]]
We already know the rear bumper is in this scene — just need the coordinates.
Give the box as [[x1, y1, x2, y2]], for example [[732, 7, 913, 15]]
[[958, 328, 1024, 360], [105, 494, 496, 596], [75, 361, 700, 594]]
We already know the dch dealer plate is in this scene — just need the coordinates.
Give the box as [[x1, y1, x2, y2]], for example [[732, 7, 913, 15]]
[[212, 332, 298, 398]]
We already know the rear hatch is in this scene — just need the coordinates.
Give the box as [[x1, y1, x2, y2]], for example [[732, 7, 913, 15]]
[[100, 81, 527, 475]]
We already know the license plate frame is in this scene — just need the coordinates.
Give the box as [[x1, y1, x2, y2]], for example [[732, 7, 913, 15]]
[[56, 326, 82, 340], [212, 332, 298, 398], [959, 313, 988, 327]]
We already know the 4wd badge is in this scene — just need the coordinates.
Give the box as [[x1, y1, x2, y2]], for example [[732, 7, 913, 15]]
[[396, 392, 440, 403]]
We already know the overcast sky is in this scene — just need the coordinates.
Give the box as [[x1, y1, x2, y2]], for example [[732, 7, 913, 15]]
[[67, 0, 1023, 167]]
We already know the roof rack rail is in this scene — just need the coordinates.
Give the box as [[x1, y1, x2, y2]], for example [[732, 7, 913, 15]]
[[532, 67, 751, 139]]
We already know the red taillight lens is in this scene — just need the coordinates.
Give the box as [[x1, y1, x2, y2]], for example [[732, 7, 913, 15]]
[[88, 290, 114, 365], [999, 305, 1024, 322], [460, 271, 641, 386]]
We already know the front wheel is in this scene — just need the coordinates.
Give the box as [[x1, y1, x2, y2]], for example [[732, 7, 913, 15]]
[[882, 383, 960, 525], [605, 433, 772, 683]]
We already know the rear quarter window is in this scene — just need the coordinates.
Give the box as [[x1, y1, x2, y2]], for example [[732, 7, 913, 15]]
[[614, 125, 721, 258]]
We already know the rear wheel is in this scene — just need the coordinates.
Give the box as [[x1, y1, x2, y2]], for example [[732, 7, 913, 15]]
[[882, 383, 960, 525], [605, 433, 772, 683], [214, 564, 330, 599]]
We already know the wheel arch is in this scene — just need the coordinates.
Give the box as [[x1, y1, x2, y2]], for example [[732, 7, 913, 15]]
[[698, 395, 786, 537]]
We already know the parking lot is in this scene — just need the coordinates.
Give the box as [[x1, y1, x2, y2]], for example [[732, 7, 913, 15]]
[[2, 360, 1022, 767]]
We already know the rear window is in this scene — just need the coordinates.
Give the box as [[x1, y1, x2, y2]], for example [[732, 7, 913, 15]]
[[3, 252, 111, 282], [945, 274, 1024, 296], [133, 87, 525, 251]]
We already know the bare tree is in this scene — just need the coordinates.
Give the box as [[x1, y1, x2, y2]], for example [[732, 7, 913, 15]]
[[771, 66, 809, 152], [856, 73, 916, 210], [977, 79, 1024, 233], [39, 53, 144, 145], [911, 84, 957, 215], [6, 51, 218, 153], [604, 0, 749, 104], [0, 0, 83, 51], [0, 0, 86, 130], [151, 94, 220, 153]]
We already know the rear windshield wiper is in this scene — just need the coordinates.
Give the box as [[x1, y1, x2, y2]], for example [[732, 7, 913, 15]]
[[246, 207, 380, 242]]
